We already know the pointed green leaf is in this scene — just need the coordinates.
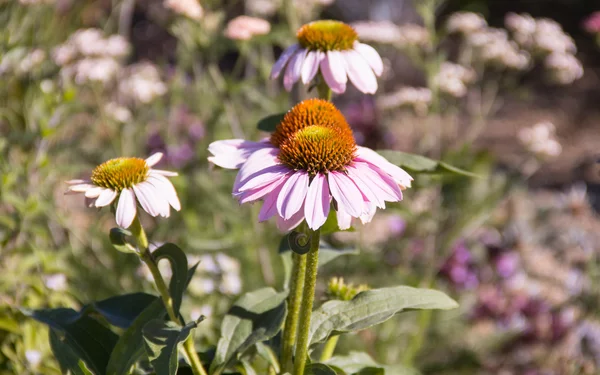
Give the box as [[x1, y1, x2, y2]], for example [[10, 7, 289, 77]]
[[306, 363, 337, 375], [143, 319, 201, 375], [308, 286, 458, 346], [211, 288, 287, 374], [257, 113, 285, 132], [88, 292, 157, 328], [255, 342, 280, 374], [49, 329, 95, 375], [153, 243, 189, 315], [26, 308, 118, 375], [376, 150, 478, 177], [106, 297, 166, 375]]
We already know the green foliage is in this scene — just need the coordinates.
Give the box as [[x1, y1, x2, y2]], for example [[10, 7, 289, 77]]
[[306, 363, 337, 375], [142, 319, 201, 375], [377, 150, 479, 178], [152, 243, 191, 315], [325, 352, 419, 375], [257, 113, 286, 133], [308, 287, 458, 346]]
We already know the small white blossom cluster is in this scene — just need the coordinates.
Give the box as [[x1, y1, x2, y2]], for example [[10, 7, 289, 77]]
[[396, 24, 430, 48], [53, 29, 129, 84], [351, 21, 403, 44], [433, 62, 476, 97], [0, 48, 46, 77], [446, 12, 487, 35], [43, 273, 67, 291], [165, 0, 203, 20], [466, 28, 530, 70], [19, 0, 54, 4], [505, 13, 582, 84], [378, 86, 432, 115], [104, 102, 133, 123], [518, 121, 562, 158], [246, 0, 279, 16], [187, 253, 242, 296], [118, 62, 168, 104], [224, 16, 271, 41]]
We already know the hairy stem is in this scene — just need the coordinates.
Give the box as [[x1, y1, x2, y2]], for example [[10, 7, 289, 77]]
[[293, 229, 321, 375], [281, 252, 307, 373], [319, 335, 339, 362]]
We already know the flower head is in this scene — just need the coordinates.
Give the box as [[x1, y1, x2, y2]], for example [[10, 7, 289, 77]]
[[270, 20, 384, 94], [518, 121, 562, 158], [66, 153, 180, 228], [224, 16, 271, 41], [208, 99, 412, 231]]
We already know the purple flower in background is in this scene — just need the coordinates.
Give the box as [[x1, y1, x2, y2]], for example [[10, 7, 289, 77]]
[[583, 12, 600, 33], [439, 240, 478, 290], [386, 214, 406, 236], [493, 251, 520, 278]]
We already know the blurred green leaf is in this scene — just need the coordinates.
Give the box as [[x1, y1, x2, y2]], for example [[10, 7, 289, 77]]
[[255, 342, 280, 374], [325, 352, 418, 375], [377, 150, 479, 177], [211, 288, 287, 374], [306, 363, 337, 375], [308, 286, 458, 346], [0, 316, 20, 334], [49, 329, 95, 375], [26, 308, 118, 375], [109, 228, 137, 254], [106, 298, 166, 375], [257, 112, 285, 132], [143, 319, 201, 375], [320, 210, 355, 235], [153, 243, 189, 316], [88, 292, 157, 329]]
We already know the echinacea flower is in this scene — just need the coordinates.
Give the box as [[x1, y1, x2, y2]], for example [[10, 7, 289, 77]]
[[66, 153, 180, 228], [270, 20, 384, 94], [208, 99, 412, 231]]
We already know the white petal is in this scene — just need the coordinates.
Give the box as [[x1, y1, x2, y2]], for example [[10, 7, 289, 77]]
[[271, 44, 301, 79], [94, 189, 117, 206], [354, 42, 384, 76], [66, 179, 89, 185], [283, 49, 308, 91], [145, 152, 163, 167], [301, 50, 323, 84], [133, 183, 159, 217], [150, 169, 178, 177], [115, 188, 137, 228], [147, 175, 180, 213], [344, 50, 378, 94], [326, 50, 348, 85], [67, 183, 95, 193]]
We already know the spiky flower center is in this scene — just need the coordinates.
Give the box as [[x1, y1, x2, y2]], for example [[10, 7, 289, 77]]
[[91, 157, 149, 191], [272, 99, 356, 175], [297, 20, 358, 51]]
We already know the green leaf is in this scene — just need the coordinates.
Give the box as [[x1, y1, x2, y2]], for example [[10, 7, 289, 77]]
[[257, 112, 285, 132], [320, 210, 355, 235], [109, 228, 137, 254], [26, 308, 119, 375], [153, 243, 189, 315], [376, 150, 479, 177], [306, 363, 337, 375], [211, 288, 287, 374], [325, 352, 418, 375], [308, 286, 458, 346], [143, 319, 201, 375], [88, 292, 157, 328], [49, 330, 95, 375], [106, 297, 166, 375], [255, 342, 280, 374]]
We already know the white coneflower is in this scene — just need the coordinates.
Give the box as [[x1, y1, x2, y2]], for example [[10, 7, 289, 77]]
[[518, 121, 562, 158], [165, 0, 203, 20], [118, 62, 168, 104], [544, 52, 583, 84], [505, 13, 537, 47], [66, 153, 180, 228], [533, 19, 576, 55], [446, 12, 487, 34]]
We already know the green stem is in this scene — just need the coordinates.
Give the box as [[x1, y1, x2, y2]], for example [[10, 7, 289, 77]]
[[292, 229, 321, 375], [319, 335, 339, 362], [317, 78, 332, 101], [133, 217, 208, 375], [281, 253, 307, 373]]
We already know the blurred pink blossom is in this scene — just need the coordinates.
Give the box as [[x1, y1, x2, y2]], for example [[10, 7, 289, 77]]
[[224, 16, 271, 41], [583, 12, 600, 33]]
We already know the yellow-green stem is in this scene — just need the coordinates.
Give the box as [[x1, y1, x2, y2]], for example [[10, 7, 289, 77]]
[[281, 252, 307, 373], [292, 229, 321, 375], [317, 78, 332, 101], [319, 335, 339, 362], [133, 218, 208, 375]]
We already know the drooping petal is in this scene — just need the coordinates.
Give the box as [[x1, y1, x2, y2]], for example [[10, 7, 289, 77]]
[[133, 182, 159, 216], [271, 44, 301, 79], [208, 139, 274, 169], [355, 147, 413, 188], [359, 202, 377, 224], [276, 171, 309, 220], [236, 164, 291, 192], [147, 174, 181, 211], [328, 171, 365, 217], [145, 152, 163, 167], [344, 49, 378, 94], [95, 189, 118, 207], [304, 173, 330, 230], [345, 164, 384, 208], [336, 208, 352, 230], [67, 183, 95, 193], [66, 179, 89, 185], [320, 51, 347, 93], [115, 188, 136, 228], [353, 42, 384, 76], [283, 48, 308, 91], [258, 183, 285, 222], [151, 169, 178, 177], [301, 50, 323, 84], [85, 187, 105, 198], [144, 178, 171, 217], [237, 173, 289, 204], [234, 147, 280, 191], [353, 161, 403, 202], [276, 204, 306, 232]]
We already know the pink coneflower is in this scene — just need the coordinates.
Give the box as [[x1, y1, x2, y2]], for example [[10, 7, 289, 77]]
[[270, 20, 384, 94], [208, 99, 412, 231], [66, 153, 180, 228], [583, 12, 600, 33]]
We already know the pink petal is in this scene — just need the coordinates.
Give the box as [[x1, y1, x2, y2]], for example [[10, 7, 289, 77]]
[[237, 173, 289, 204], [301, 50, 323, 84], [336, 208, 352, 230], [353, 161, 402, 202], [276, 171, 309, 220], [359, 202, 377, 224], [354, 42, 384, 76], [304, 173, 330, 230], [259, 183, 285, 222], [320, 51, 347, 94], [237, 164, 291, 192], [328, 171, 365, 217], [95, 189, 117, 207], [271, 44, 301, 79], [145, 152, 163, 167], [355, 147, 413, 188], [276, 204, 306, 232], [208, 139, 274, 169], [344, 49, 378, 94], [283, 48, 308, 91], [115, 188, 136, 228], [234, 147, 281, 191], [345, 164, 384, 208]]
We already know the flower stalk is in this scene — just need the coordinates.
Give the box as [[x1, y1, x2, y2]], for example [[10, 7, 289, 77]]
[[319, 335, 339, 362], [281, 252, 307, 373], [292, 229, 321, 375], [133, 217, 208, 375]]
